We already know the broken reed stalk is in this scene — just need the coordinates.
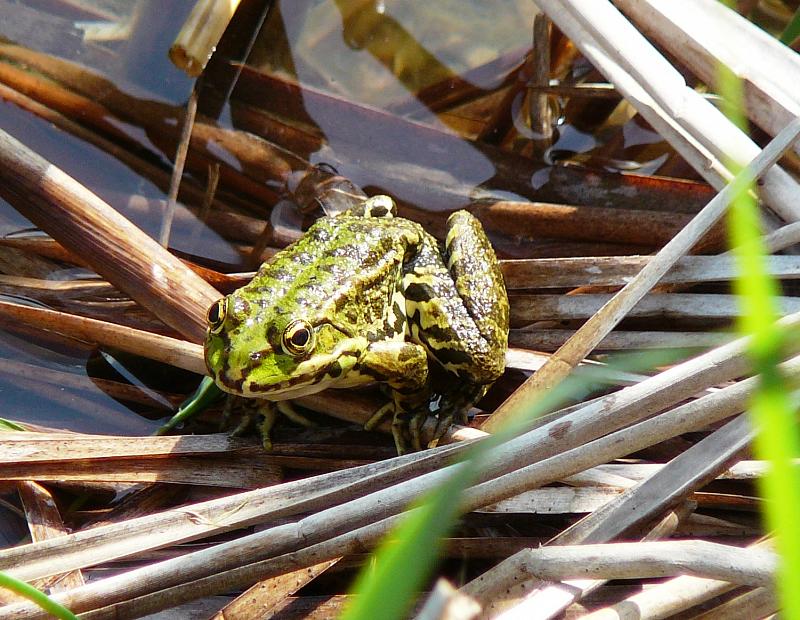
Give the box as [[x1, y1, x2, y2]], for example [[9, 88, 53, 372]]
[[0, 301, 206, 374], [510, 330, 732, 352], [0, 129, 220, 343], [6, 353, 800, 618], [510, 292, 800, 321], [505, 541, 776, 587], [159, 88, 198, 247], [536, 0, 800, 223], [579, 539, 773, 620], [474, 199, 724, 248], [482, 116, 800, 432], [470, 413, 753, 616], [692, 587, 777, 620], [169, 0, 243, 77], [208, 558, 341, 620], [415, 579, 481, 620], [0, 433, 251, 463], [501, 254, 800, 289], [615, 0, 800, 151], [17, 482, 84, 593]]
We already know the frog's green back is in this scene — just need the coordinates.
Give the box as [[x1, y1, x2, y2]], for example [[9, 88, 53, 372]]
[[241, 215, 409, 344]]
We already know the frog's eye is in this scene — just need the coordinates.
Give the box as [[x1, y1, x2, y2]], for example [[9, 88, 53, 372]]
[[207, 298, 227, 334], [281, 319, 315, 357]]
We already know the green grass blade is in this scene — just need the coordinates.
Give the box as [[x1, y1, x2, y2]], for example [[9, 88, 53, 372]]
[[0, 418, 27, 432], [780, 7, 800, 44], [340, 462, 473, 620], [154, 376, 223, 435], [719, 64, 800, 619], [0, 573, 78, 620]]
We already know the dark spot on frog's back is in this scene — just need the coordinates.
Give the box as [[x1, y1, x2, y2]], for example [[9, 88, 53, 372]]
[[404, 282, 434, 303]]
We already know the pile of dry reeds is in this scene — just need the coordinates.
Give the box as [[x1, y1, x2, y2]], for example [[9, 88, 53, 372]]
[[0, 0, 797, 618]]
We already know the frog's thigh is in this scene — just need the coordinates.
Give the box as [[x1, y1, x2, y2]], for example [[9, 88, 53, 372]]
[[359, 340, 428, 391], [360, 340, 430, 451], [444, 210, 509, 348], [405, 267, 500, 384]]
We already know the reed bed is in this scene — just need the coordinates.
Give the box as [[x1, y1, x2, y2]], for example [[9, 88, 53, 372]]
[[0, 1, 797, 618]]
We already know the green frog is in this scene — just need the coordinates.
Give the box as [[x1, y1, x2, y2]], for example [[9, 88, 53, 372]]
[[204, 195, 508, 453]]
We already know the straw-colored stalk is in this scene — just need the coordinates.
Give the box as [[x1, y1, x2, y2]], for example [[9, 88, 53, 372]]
[[169, 0, 243, 77]]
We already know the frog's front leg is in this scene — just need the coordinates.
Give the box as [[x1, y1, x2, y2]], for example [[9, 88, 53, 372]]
[[359, 340, 430, 453], [256, 400, 316, 450]]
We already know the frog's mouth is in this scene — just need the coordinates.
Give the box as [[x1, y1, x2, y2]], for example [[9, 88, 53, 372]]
[[213, 335, 371, 399]]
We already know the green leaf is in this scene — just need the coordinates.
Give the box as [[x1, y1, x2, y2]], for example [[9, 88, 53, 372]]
[[155, 376, 223, 435], [780, 7, 800, 44], [0, 572, 78, 620], [720, 64, 800, 619], [0, 418, 27, 432]]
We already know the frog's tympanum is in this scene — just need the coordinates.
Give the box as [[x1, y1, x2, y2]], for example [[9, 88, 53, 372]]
[[204, 195, 509, 453]]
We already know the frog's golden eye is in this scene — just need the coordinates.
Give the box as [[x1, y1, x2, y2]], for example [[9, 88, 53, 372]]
[[207, 298, 227, 334], [281, 319, 315, 357]]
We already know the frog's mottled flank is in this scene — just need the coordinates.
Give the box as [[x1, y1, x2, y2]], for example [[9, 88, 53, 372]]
[[204, 195, 509, 453]]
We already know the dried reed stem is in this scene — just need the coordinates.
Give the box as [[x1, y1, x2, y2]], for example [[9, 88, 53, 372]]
[[0, 130, 220, 342], [506, 541, 776, 586], [484, 116, 800, 432]]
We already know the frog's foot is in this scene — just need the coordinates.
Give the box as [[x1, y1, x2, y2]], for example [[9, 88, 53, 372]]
[[257, 401, 278, 451], [428, 384, 488, 447], [363, 402, 421, 454], [276, 400, 316, 427], [359, 339, 430, 454], [429, 412, 455, 448], [408, 411, 427, 453], [255, 400, 316, 450], [390, 411, 415, 455]]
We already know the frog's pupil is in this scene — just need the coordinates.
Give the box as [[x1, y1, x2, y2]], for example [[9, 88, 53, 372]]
[[208, 300, 224, 326], [291, 329, 309, 347]]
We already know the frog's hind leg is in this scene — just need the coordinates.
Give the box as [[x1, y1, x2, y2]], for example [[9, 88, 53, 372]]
[[401, 211, 508, 441], [444, 210, 509, 354], [358, 339, 430, 454], [429, 383, 488, 447]]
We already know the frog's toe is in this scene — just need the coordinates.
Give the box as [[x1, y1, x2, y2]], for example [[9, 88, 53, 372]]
[[257, 401, 278, 450], [428, 412, 455, 448], [409, 413, 427, 452], [276, 401, 316, 427], [391, 419, 410, 455], [364, 402, 394, 431]]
